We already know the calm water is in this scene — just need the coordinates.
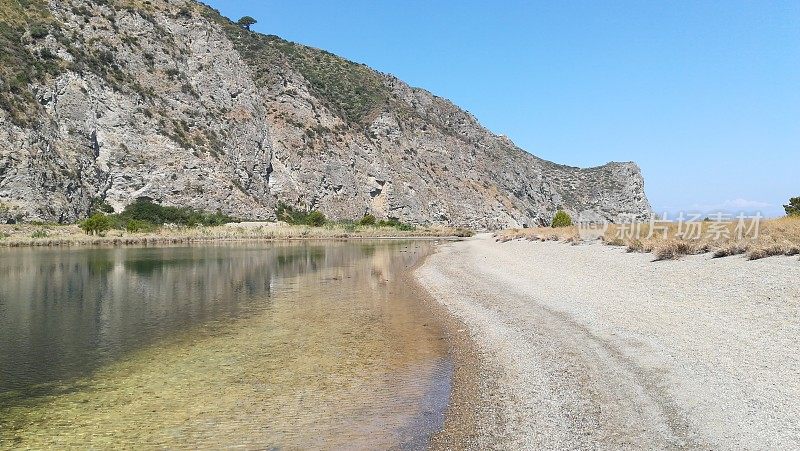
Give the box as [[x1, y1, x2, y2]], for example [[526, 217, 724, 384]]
[[0, 242, 451, 448]]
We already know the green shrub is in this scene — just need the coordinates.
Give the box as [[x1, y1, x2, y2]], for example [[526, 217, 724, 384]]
[[39, 48, 56, 59], [358, 214, 376, 226], [237, 16, 257, 30], [80, 213, 113, 236], [120, 198, 234, 227], [90, 198, 115, 215], [306, 210, 326, 227], [275, 202, 326, 226], [377, 218, 415, 231], [785, 197, 800, 216], [29, 24, 48, 39], [31, 229, 48, 238], [275, 202, 300, 223], [125, 219, 155, 233], [551, 210, 573, 228]]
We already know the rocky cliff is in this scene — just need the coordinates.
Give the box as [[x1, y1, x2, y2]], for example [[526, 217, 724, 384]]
[[0, 0, 651, 228]]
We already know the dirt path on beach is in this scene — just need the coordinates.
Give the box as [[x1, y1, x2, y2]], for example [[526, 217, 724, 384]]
[[417, 234, 800, 449]]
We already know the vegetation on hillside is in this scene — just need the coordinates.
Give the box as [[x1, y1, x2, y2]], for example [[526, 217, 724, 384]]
[[236, 15, 256, 30], [0, 0, 175, 126], [0, 0, 60, 125], [204, 7, 394, 125], [3, 1, 404, 130]]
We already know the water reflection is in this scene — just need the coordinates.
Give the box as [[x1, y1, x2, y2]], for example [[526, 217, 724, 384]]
[[0, 242, 450, 448], [1, 245, 325, 392]]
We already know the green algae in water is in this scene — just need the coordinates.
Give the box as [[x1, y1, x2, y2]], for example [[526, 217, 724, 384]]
[[0, 242, 451, 448]]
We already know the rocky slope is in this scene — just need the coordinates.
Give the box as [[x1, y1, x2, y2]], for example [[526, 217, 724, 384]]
[[0, 0, 651, 228]]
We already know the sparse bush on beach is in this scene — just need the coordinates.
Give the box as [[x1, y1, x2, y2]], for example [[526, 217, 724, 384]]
[[452, 228, 475, 238], [713, 242, 749, 258], [496, 215, 800, 261], [496, 225, 578, 243], [551, 210, 573, 228], [626, 239, 647, 253], [604, 217, 800, 260], [652, 240, 704, 261]]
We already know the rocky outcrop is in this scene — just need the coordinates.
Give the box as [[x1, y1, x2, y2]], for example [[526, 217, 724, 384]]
[[0, 0, 651, 228]]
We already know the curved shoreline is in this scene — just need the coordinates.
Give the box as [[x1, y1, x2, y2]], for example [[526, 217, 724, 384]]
[[406, 245, 488, 449], [416, 233, 800, 448]]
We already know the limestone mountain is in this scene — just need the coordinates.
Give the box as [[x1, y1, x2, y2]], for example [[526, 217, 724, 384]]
[[0, 0, 651, 228]]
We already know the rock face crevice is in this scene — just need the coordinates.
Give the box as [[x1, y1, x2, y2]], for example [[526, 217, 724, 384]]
[[0, 0, 651, 228]]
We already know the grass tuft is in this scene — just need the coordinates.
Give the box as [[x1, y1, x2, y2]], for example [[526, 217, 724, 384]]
[[497, 216, 800, 262]]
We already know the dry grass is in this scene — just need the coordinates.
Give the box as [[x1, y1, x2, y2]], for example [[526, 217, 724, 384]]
[[0, 222, 473, 248], [495, 226, 581, 244], [496, 216, 800, 261], [605, 216, 800, 260]]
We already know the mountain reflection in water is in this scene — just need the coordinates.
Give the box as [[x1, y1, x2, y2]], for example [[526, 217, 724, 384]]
[[0, 242, 451, 449]]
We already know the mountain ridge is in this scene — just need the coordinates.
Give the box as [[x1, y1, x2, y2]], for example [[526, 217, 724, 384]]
[[0, 0, 651, 228]]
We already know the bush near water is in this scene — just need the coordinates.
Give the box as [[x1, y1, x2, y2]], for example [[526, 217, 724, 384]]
[[80, 198, 235, 235], [78, 198, 422, 235]]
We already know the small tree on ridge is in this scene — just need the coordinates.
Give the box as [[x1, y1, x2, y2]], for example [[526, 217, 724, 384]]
[[237, 16, 257, 31], [785, 197, 800, 216]]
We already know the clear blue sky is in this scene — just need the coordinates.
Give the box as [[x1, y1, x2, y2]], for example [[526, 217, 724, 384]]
[[205, 0, 799, 217]]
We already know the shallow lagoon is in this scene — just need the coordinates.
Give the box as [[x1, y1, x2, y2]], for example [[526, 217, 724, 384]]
[[0, 242, 450, 448]]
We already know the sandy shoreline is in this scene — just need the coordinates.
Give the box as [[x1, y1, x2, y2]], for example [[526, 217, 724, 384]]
[[417, 233, 800, 449]]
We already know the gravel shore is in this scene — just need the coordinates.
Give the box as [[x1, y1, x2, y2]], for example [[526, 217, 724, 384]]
[[417, 234, 800, 449]]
